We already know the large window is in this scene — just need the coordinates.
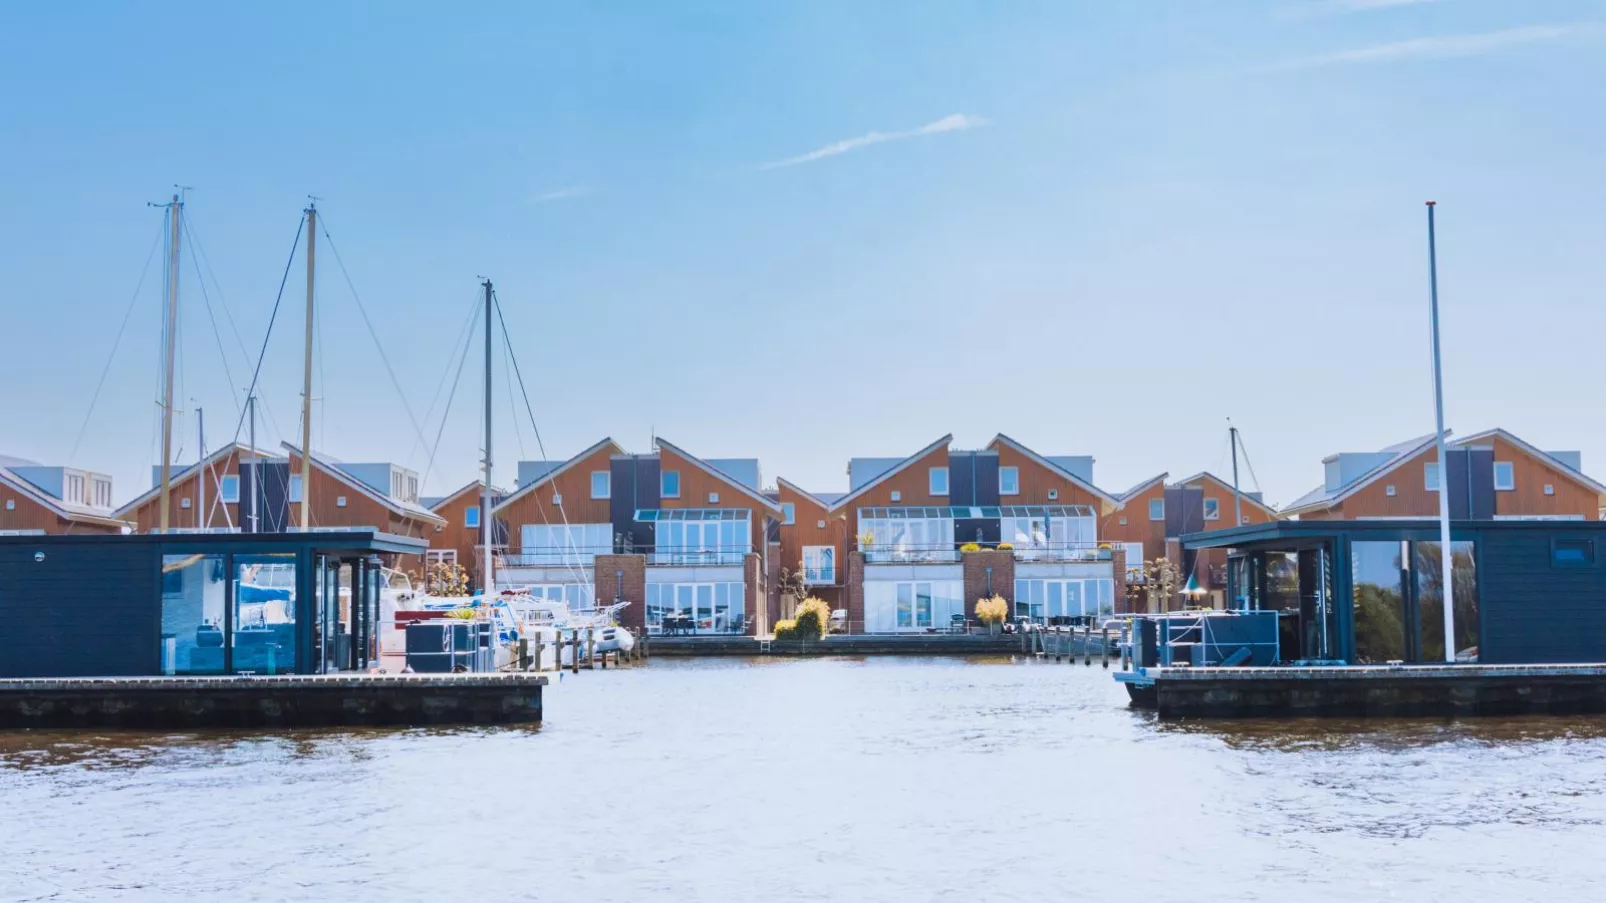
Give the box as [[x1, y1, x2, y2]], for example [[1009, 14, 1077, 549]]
[[219, 474, 240, 504], [999, 467, 1020, 496], [1415, 541, 1479, 662], [93, 478, 113, 508], [161, 554, 227, 674], [654, 518, 751, 565], [1203, 498, 1220, 521], [234, 553, 297, 674], [591, 471, 611, 499], [1013, 578, 1114, 622], [289, 475, 303, 503], [1001, 510, 1096, 559], [781, 502, 795, 525], [930, 467, 949, 496], [518, 523, 613, 565], [859, 512, 955, 563], [1424, 462, 1440, 492], [1149, 498, 1164, 520], [662, 470, 680, 498], [526, 583, 595, 608], [465, 506, 480, 528], [803, 545, 835, 584], [864, 580, 964, 633], [1353, 541, 1408, 664], [647, 582, 745, 634]]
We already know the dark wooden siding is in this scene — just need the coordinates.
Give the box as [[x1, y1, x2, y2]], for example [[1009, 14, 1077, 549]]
[[1478, 530, 1606, 663], [0, 540, 159, 677]]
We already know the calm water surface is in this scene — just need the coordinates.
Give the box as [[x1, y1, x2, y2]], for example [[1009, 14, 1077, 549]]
[[3, 657, 1606, 902]]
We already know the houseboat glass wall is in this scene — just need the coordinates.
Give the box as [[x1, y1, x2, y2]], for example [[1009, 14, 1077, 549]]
[[1414, 541, 1480, 662], [234, 553, 297, 674], [160, 553, 227, 675], [1353, 541, 1408, 663], [1013, 578, 1115, 622]]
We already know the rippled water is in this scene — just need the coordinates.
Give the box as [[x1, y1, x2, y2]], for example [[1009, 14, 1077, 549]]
[[4, 657, 1606, 902]]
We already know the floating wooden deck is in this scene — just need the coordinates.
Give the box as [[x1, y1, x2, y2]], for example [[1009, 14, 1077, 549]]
[[0, 673, 547, 730], [1117, 663, 1606, 718]]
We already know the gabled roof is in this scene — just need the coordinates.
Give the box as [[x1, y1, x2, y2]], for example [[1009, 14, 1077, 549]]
[[654, 437, 782, 512], [1450, 428, 1606, 498], [988, 433, 1120, 509], [828, 434, 953, 512], [0, 467, 130, 529], [114, 442, 271, 517], [1282, 433, 1441, 516], [492, 437, 626, 514], [426, 480, 509, 512], [281, 442, 446, 525], [1113, 472, 1168, 503], [776, 476, 833, 510], [1170, 471, 1280, 517]]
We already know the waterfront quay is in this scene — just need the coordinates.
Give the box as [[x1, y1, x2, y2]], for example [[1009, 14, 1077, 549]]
[[0, 673, 546, 730]]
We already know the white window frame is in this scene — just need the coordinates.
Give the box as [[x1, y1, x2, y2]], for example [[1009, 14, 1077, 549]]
[[661, 470, 680, 498], [1203, 497, 1220, 521], [92, 478, 113, 508], [1148, 498, 1164, 521], [426, 549, 458, 566], [519, 522, 613, 566], [999, 467, 1020, 496], [288, 475, 303, 503], [218, 475, 239, 504], [781, 502, 795, 526], [803, 545, 836, 584], [929, 467, 949, 496], [65, 473, 85, 504], [591, 471, 611, 499], [1425, 462, 1440, 492], [1493, 461, 1515, 492], [465, 505, 481, 528]]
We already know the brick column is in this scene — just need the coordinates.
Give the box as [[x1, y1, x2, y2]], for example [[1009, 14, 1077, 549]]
[[845, 551, 865, 631], [592, 554, 646, 632], [765, 540, 782, 635], [744, 552, 763, 636], [962, 550, 1015, 619], [1112, 546, 1130, 615]]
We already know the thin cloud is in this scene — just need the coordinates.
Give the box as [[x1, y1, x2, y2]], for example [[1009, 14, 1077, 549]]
[[1287, 0, 1445, 17], [1273, 23, 1598, 68], [530, 184, 592, 204], [758, 113, 986, 171]]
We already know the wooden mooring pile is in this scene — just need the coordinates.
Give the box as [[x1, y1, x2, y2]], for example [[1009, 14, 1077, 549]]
[[1020, 624, 1122, 668]]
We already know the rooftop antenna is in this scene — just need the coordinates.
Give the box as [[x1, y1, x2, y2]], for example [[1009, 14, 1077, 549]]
[[1426, 201, 1457, 663]]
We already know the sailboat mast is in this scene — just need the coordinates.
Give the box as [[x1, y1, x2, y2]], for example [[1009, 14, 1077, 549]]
[[247, 393, 260, 533], [158, 193, 181, 533], [1426, 201, 1457, 662], [482, 279, 494, 595], [1229, 422, 1242, 528], [196, 406, 206, 530], [299, 201, 316, 530]]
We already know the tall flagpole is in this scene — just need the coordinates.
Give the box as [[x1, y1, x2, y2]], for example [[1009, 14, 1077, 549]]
[[1427, 201, 1457, 663]]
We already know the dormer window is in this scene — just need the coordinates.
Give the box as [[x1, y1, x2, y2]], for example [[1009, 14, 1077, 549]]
[[65, 473, 85, 504], [91, 478, 112, 509]]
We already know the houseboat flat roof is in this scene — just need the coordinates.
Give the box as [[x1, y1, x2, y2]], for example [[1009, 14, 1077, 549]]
[[1181, 518, 1606, 550], [0, 529, 428, 556]]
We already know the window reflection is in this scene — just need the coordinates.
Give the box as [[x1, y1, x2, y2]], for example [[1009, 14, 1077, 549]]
[[1353, 541, 1407, 664], [161, 554, 227, 675], [234, 553, 297, 674], [1415, 541, 1479, 663]]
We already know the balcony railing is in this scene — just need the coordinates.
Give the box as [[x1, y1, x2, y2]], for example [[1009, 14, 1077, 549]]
[[498, 544, 754, 568], [860, 542, 1115, 564]]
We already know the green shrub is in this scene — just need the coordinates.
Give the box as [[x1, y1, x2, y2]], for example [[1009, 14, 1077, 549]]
[[775, 596, 830, 641]]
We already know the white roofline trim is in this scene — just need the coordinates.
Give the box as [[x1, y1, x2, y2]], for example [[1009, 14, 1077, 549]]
[[654, 437, 782, 513], [1281, 435, 1443, 516], [1169, 471, 1280, 517], [775, 476, 832, 510], [1450, 428, 1606, 498], [428, 480, 509, 512], [280, 442, 446, 526], [827, 434, 954, 513], [113, 442, 271, 517], [0, 468, 132, 529], [988, 433, 1120, 508], [1112, 472, 1168, 505], [492, 437, 625, 514]]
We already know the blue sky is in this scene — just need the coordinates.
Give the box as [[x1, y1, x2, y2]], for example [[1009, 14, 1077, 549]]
[[2, 0, 1604, 507]]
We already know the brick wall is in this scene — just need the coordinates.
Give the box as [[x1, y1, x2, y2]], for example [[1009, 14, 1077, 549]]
[[765, 540, 781, 635], [1112, 546, 1130, 615], [962, 549, 1015, 619], [845, 551, 865, 630], [592, 554, 646, 632], [743, 552, 762, 636]]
